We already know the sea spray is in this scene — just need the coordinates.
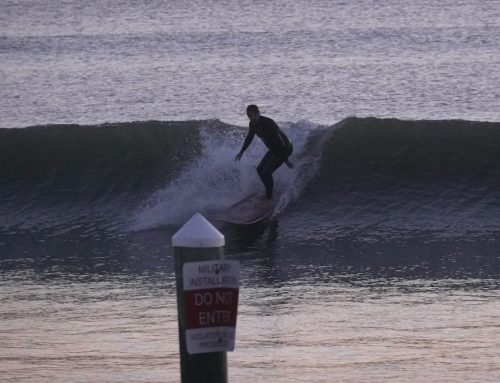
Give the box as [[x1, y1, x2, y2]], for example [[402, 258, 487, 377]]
[[129, 120, 326, 229]]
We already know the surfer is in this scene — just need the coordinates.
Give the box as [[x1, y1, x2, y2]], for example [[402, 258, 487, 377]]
[[235, 105, 294, 202]]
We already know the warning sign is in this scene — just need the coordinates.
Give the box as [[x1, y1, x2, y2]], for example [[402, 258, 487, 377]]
[[183, 260, 240, 354]]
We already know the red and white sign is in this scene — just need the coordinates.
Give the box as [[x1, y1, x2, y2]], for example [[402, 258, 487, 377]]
[[183, 260, 240, 354]]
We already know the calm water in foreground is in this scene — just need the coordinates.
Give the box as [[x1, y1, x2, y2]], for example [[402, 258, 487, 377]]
[[1, 227, 499, 382]]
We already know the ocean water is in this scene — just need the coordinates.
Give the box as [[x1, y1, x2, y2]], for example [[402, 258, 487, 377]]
[[1, 1, 500, 382], [2, 0, 500, 127]]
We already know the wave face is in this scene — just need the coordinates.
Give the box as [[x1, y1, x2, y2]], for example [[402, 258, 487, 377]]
[[1, 117, 500, 238], [0, 121, 203, 233], [287, 117, 500, 241]]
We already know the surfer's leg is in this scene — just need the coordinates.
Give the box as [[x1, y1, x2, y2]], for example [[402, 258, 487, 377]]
[[257, 151, 273, 197], [257, 151, 283, 199]]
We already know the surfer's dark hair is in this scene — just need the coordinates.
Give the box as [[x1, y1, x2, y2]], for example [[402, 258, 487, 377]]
[[246, 104, 259, 114]]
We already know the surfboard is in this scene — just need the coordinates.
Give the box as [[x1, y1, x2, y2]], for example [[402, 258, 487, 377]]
[[215, 193, 274, 225]]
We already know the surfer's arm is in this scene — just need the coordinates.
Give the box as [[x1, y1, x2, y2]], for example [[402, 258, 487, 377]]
[[271, 121, 286, 148], [272, 134, 292, 161], [267, 119, 291, 160], [235, 127, 255, 160]]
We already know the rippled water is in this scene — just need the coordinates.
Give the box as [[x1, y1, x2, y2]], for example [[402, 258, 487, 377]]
[[2, 0, 500, 127], [1, 254, 499, 382]]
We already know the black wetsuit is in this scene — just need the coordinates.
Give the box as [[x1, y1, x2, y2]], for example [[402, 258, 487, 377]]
[[240, 115, 293, 199]]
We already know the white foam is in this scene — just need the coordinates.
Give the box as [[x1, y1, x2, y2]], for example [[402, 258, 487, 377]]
[[129, 120, 325, 230]]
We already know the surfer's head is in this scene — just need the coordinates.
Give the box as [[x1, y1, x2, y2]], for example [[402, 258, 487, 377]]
[[246, 104, 260, 122]]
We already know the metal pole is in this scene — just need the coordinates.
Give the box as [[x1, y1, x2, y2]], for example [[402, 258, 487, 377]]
[[172, 213, 227, 383]]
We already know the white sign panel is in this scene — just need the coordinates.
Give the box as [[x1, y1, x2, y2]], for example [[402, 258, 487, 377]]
[[183, 260, 240, 354]]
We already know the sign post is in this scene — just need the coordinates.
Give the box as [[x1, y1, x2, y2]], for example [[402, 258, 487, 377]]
[[172, 213, 240, 383]]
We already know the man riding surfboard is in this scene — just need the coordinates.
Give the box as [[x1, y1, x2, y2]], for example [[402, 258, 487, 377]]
[[235, 105, 294, 204]]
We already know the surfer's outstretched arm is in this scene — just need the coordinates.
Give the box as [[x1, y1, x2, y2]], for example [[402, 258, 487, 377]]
[[235, 128, 255, 161]]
